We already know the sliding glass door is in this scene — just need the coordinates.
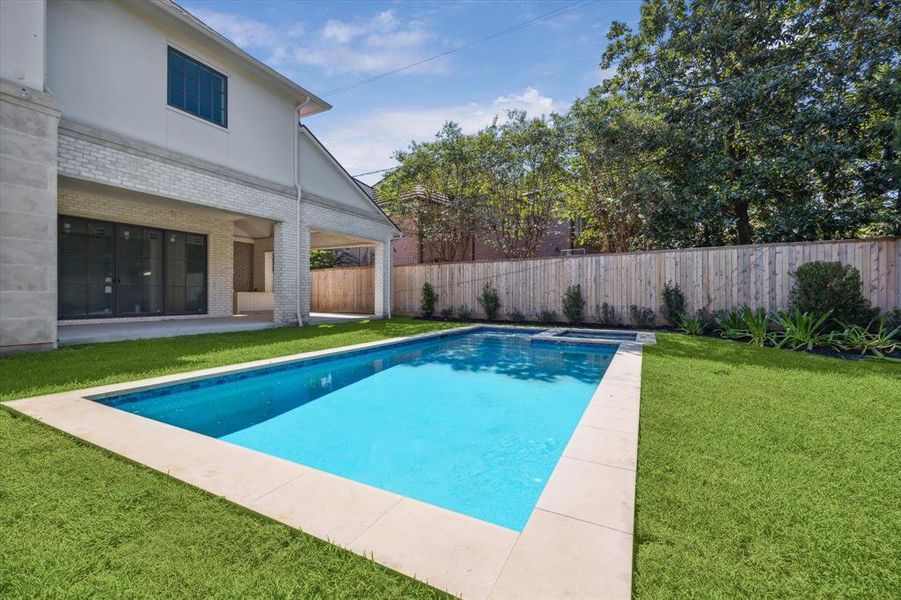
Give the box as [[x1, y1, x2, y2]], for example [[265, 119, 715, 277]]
[[59, 218, 115, 318], [58, 216, 207, 319]]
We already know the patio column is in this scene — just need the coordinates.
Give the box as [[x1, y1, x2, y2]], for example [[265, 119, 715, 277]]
[[273, 219, 299, 326], [374, 237, 393, 318], [297, 224, 311, 325]]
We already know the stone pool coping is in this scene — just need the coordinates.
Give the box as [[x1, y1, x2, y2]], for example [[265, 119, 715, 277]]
[[6, 325, 648, 599]]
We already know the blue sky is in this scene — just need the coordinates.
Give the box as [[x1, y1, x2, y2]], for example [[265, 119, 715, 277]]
[[181, 1, 641, 183]]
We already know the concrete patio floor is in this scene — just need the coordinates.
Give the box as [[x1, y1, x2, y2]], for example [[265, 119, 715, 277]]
[[57, 312, 375, 345]]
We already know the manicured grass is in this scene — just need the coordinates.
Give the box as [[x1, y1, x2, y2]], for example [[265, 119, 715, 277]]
[[0, 410, 449, 599], [0, 317, 461, 401], [634, 334, 901, 598], [0, 318, 460, 599], [2, 322, 898, 597]]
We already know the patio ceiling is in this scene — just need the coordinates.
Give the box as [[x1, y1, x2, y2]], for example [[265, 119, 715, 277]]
[[310, 229, 377, 250]]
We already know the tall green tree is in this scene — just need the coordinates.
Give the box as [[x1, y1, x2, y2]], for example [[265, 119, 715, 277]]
[[378, 123, 483, 262], [601, 0, 900, 245], [476, 111, 567, 258], [559, 91, 670, 252]]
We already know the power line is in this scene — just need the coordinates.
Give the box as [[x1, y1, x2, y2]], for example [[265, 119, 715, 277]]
[[353, 167, 397, 178], [320, 1, 590, 97]]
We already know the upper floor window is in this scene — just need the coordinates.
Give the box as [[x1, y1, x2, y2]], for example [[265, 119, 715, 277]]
[[167, 47, 227, 127]]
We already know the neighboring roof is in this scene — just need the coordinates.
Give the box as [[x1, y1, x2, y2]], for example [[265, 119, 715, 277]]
[[354, 179, 376, 200], [299, 126, 400, 234], [150, 0, 330, 116]]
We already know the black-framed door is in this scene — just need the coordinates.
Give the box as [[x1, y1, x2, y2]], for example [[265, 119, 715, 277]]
[[58, 215, 208, 319]]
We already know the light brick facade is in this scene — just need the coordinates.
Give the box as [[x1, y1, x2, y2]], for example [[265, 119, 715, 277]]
[[56, 122, 302, 326]]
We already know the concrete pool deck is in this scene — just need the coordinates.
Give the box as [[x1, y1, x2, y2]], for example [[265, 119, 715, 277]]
[[7, 325, 649, 599]]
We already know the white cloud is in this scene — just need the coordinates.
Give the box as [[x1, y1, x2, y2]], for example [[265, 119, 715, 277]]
[[286, 11, 442, 75], [317, 88, 567, 184], [187, 6, 444, 77], [191, 9, 275, 48]]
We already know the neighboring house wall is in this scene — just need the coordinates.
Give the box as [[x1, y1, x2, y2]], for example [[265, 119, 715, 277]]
[[46, 0, 298, 186], [58, 186, 236, 320], [0, 81, 60, 353], [390, 217, 581, 265]]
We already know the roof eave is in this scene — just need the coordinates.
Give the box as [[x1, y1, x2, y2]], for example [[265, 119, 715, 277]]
[[151, 0, 331, 115]]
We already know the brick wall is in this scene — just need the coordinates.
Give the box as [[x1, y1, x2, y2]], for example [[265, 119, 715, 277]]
[[391, 217, 580, 265], [233, 241, 253, 292], [56, 125, 300, 325], [58, 187, 236, 319]]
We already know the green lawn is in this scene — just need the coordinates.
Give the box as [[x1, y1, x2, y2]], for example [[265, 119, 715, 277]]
[[1, 321, 899, 597], [0, 317, 461, 401], [635, 334, 901, 598]]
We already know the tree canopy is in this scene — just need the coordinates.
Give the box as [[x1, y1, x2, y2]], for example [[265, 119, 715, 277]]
[[379, 0, 899, 259]]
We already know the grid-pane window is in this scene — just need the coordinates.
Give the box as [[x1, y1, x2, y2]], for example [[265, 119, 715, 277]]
[[58, 216, 207, 319], [168, 47, 227, 127]]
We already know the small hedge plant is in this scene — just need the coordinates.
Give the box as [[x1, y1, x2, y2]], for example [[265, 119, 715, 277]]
[[562, 284, 586, 324], [420, 282, 437, 318], [478, 283, 501, 321], [596, 302, 617, 326], [630, 305, 655, 328], [538, 308, 557, 324], [661, 282, 686, 326], [789, 261, 874, 327]]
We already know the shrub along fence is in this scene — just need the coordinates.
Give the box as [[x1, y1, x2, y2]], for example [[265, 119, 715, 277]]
[[311, 238, 899, 324]]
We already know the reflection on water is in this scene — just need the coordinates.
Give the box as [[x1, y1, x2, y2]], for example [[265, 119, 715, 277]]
[[103, 331, 614, 438]]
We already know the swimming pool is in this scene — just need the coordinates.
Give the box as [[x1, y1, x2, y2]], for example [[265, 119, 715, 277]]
[[99, 328, 617, 531]]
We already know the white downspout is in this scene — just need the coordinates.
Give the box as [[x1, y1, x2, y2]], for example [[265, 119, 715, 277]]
[[294, 96, 312, 326]]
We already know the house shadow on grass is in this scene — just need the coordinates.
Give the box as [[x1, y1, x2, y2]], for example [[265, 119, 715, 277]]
[[0, 319, 463, 402]]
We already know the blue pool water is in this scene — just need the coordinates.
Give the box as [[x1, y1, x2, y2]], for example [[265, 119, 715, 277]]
[[100, 328, 616, 531]]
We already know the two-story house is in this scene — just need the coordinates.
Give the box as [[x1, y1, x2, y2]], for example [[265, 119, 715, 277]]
[[0, 0, 399, 353]]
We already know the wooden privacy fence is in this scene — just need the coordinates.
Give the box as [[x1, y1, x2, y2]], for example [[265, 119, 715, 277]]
[[311, 238, 899, 324], [310, 265, 374, 314]]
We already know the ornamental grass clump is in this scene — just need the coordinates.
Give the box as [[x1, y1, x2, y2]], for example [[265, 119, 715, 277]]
[[830, 318, 900, 357], [773, 310, 833, 351], [677, 313, 704, 335]]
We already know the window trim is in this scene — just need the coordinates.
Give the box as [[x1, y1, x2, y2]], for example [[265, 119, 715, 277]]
[[167, 45, 229, 129]]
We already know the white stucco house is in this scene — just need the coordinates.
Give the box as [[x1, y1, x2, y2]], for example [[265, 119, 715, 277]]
[[0, 0, 400, 354]]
